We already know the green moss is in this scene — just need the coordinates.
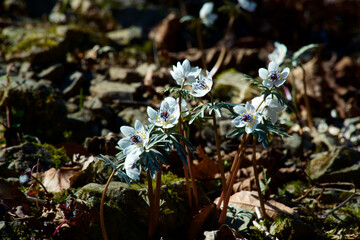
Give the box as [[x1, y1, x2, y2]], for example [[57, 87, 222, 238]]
[[35, 143, 70, 169], [280, 180, 308, 199]]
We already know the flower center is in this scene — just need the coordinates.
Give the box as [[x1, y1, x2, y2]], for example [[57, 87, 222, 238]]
[[160, 109, 170, 120], [241, 114, 252, 122], [195, 79, 208, 90], [269, 71, 280, 82], [130, 135, 141, 145]]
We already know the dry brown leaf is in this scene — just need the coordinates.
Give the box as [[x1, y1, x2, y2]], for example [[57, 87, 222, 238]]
[[38, 167, 82, 193], [187, 204, 215, 240], [215, 191, 297, 219], [193, 146, 219, 180]]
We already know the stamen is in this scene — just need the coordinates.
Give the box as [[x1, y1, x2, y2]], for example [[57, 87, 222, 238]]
[[130, 135, 141, 144]]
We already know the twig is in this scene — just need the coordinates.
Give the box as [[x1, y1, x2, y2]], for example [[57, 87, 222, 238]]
[[100, 165, 121, 240], [251, 136, 268, 219], [319, 192, 360, 219]]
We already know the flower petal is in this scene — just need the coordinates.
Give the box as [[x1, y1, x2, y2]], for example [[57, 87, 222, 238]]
[[233, 105, 245, 114], [118, 138, 131, 150], [281, 67, 290, 79], [120, 126, 135, 137], [275, 79, 286, 87], [125, 153, 141, 180], [232, 116, 246, 128], [258, 68, 268, 80], [268, 61, 279, 72], [262, 80, 273, 88], [147, 107, 158, 120]]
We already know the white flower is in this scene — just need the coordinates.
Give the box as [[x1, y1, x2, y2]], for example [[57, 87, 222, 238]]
[[118, 120, 149, 156], [258, 61, 290, 88], [190, 71, 213, 97], [199, 2, 218, 27], [124, 152, 141, 181], [147, 97, 180, 129], [268, 41, 287, 65], [232, 102, 260, 133], [251, 95, 283, 124], [170, 59, 202, 86], [238, 0, 257, 12]]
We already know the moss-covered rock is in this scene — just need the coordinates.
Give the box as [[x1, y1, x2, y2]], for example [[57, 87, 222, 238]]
[[0, 142, 69, 178], [0, 77, 67, 143]]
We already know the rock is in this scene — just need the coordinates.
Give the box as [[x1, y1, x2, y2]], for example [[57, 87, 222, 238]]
[[67, 108, 99, 142], [0, 76, 67, 143], [89, 80, 141, 103], [60, 71, 85, 99], [106, 26, 142, 45], [0, 142, 69, 178], [117, 106, 148, 127], [2, 25, 117, 64], [309, 147, 360, 186], [213, 70, 258, 103], [83, 97, 112, 119], [108, 66, 142, 83], [75, 180, 210, 240], [85, 132, 120, 156], [37, 63, 64, 84], [269, 214, 317, 240]]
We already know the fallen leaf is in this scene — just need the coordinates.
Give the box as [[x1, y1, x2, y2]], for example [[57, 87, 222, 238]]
[[193, 146, 219, 180], [215, 191, 297, 219], [187, 204, 215, 240], [38, 167, 82, 193]]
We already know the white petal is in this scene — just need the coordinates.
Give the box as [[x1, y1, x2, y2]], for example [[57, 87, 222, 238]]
[[275, 79, 286, 87], [268, 61, 279, 72], [125, 153, 141, 180], [120, 126, 135, 136], [258, 68, 268, 80], [245, 123, 256, 133], [232, 117, 246, 128], [118, 138, 131, 150], [245, 102, 255, 112], [147, 107, 158, 120], [134, 120, 143, 131], [233, 105, 245, 114], [281, 67, 290, 79], [182, 59, 190, 73], [262, 80, 273, 88], [267, 111, 279, 124], [164, 97, 177, 108]]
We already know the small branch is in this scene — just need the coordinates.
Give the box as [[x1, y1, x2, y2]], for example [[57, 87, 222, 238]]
[[299, 64, 314, 131], [319, 192, 360, 219], [100, 165, 121, 240], [218, 134, 251, 225], [251, 136, 268, 219], [210, 92, 226, 196]]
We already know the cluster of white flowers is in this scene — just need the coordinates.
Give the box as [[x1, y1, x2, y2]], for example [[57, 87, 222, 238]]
[[231, 60, 289, 133], [117, 47, 290, 179]]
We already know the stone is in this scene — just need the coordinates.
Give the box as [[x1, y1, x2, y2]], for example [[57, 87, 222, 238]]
[[60, 71, 85, 99], [117, 106, 148, 127], [83, 97, 112, 119], [213, 70, 257, 103], [89, 80, 140, 102], [309, 147, 360, 186], [0, 76, 67, 143], [108, 66, 142, 83], [0, 142, 69, 178], [37, 63, 64, 84], [106, 26, 142, 45], [75, 180, 210, 240]]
